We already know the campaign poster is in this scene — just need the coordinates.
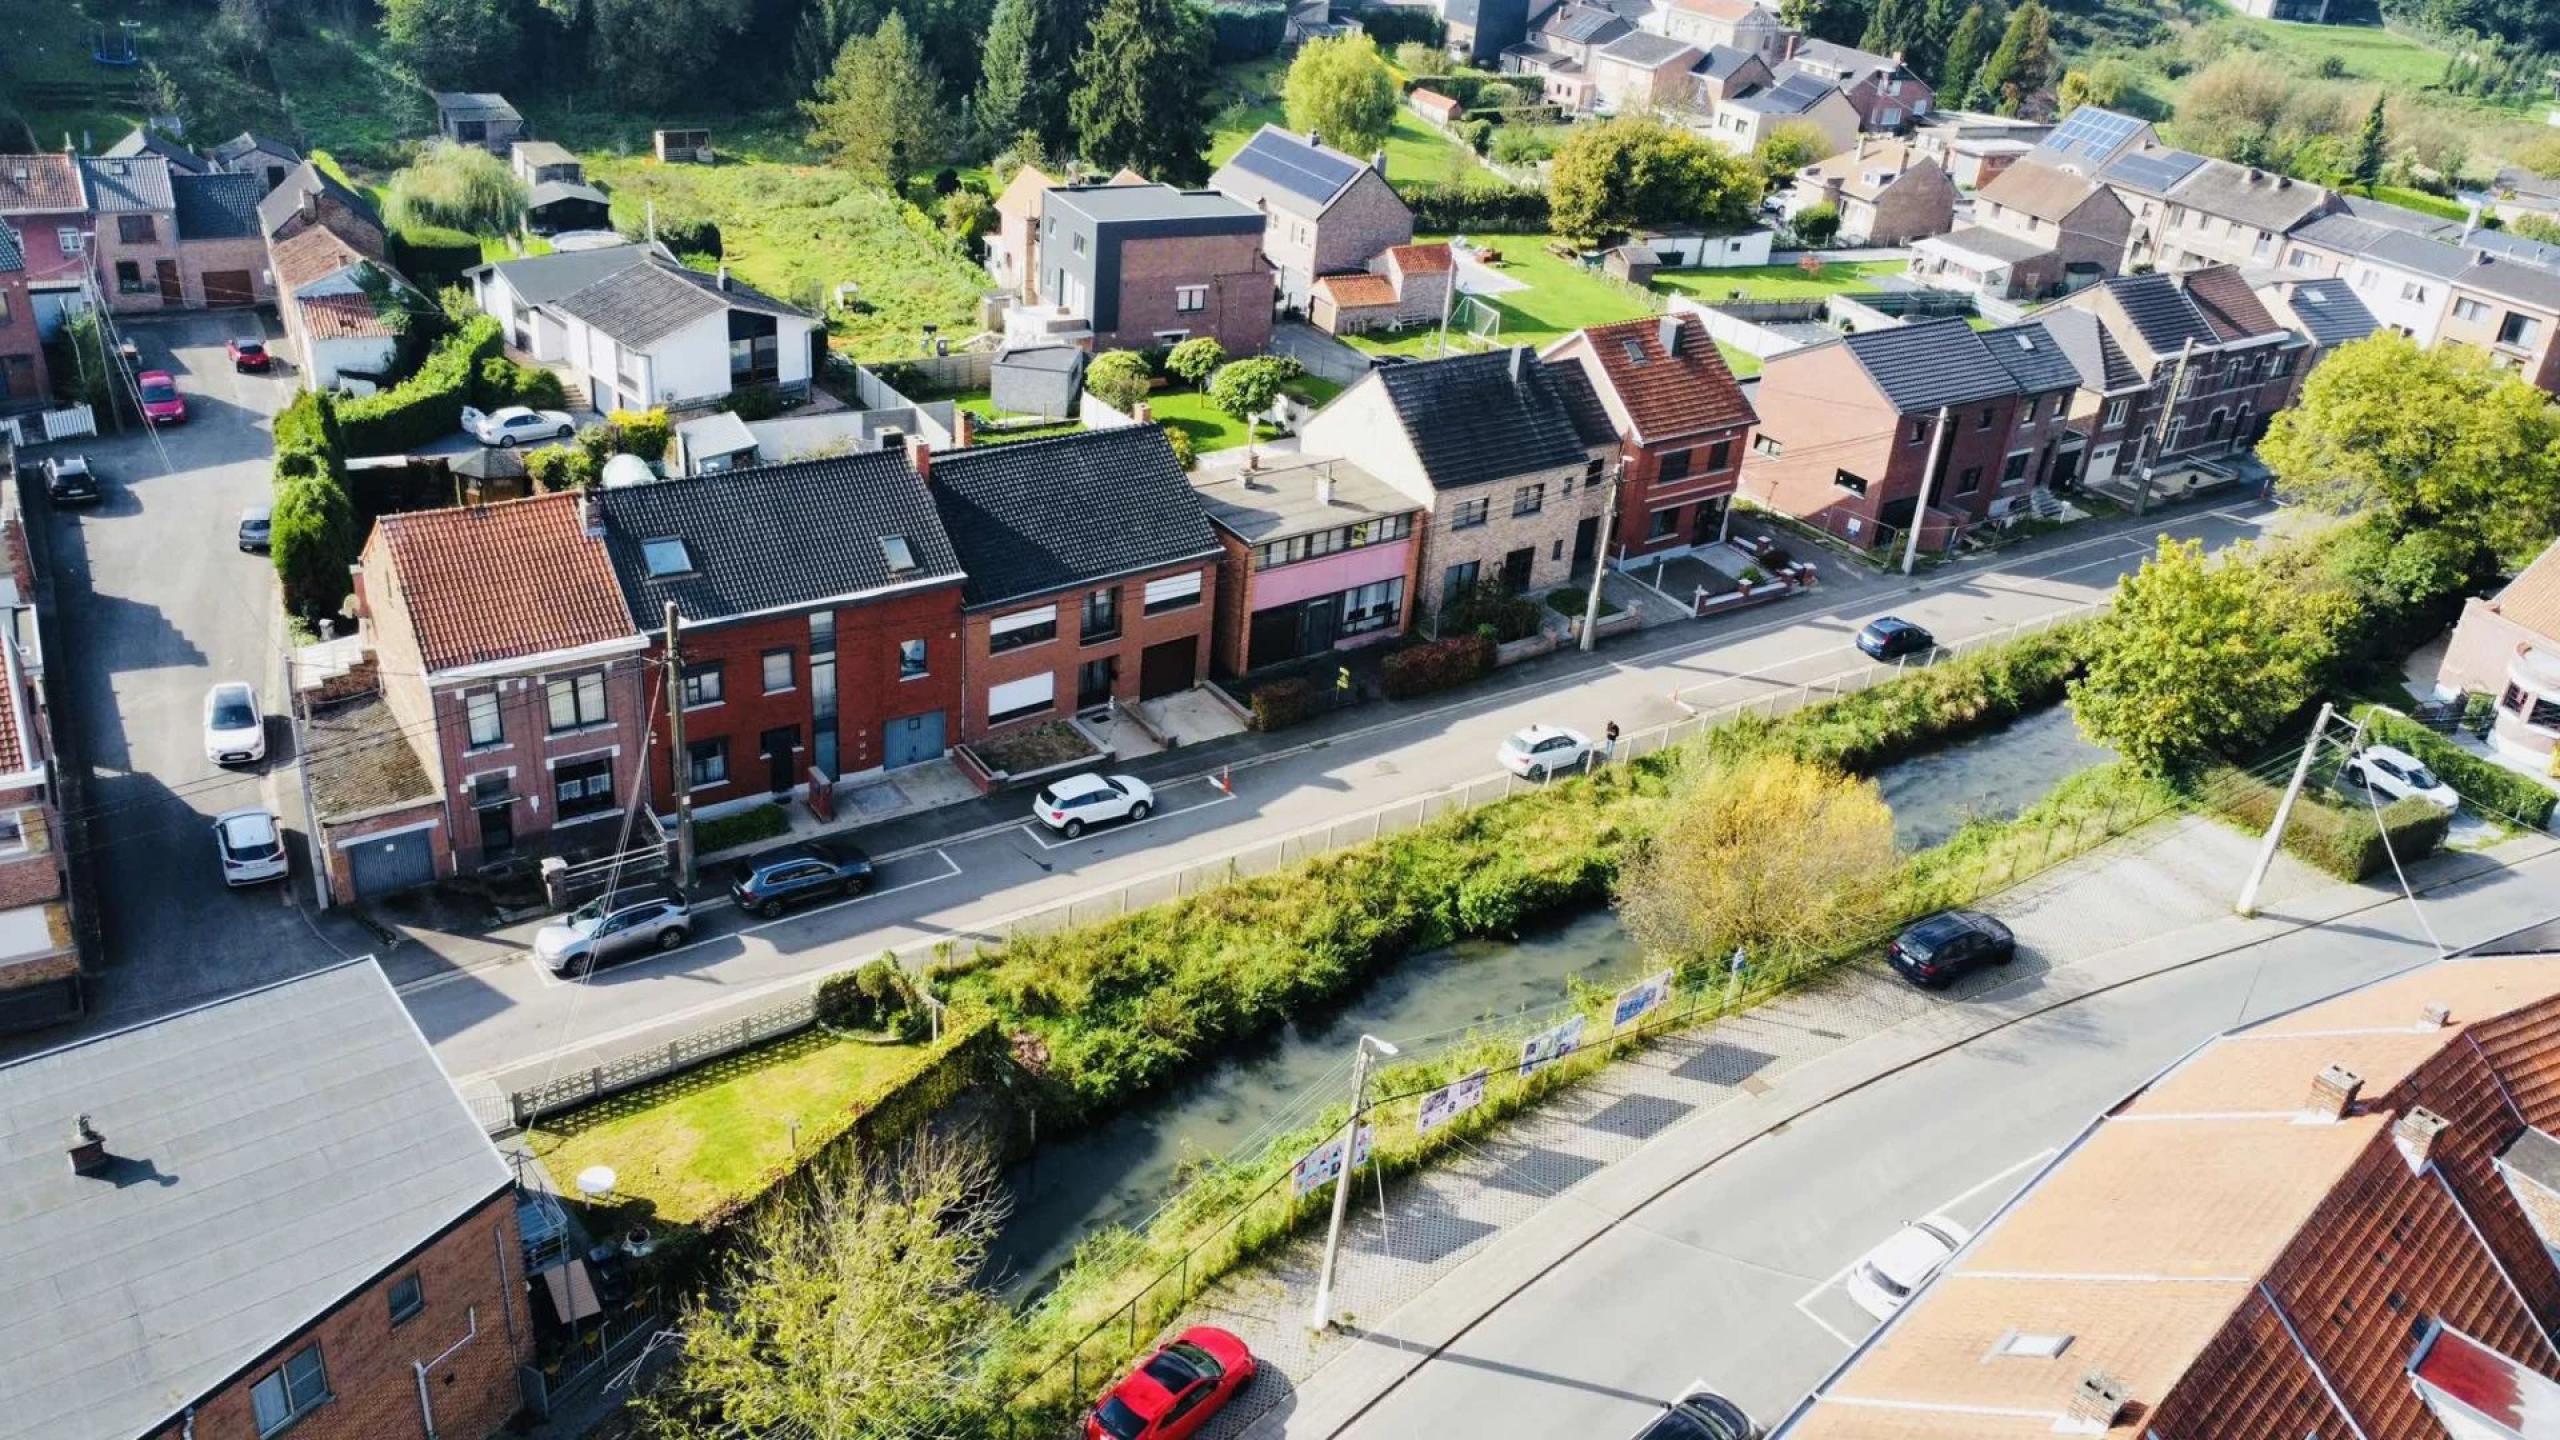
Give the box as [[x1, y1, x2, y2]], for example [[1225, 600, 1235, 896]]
[[1612, 970, 1675, 1032], [1417, 1069, 1489, 1134], [1518, 1015, 1587, 1077]]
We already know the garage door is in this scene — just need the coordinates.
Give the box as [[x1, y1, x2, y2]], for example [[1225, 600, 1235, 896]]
[[201, 270, 255, 307], [884, 710, 945, 768], [1139, 638, 1196, 700], [347, 827, 437, 899]]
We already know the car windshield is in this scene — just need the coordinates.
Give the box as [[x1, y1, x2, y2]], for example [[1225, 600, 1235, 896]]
[[221, 818, 279, 855], [141, 380, 176, 403], [2406, 764, 2442, 790], [236, 340, 264, 354], [210, 694, 256, 729], [1161, 1342, 1221, 1380], [1859, 1259, 1912, 1298], [1141, 1349, 1202, 1390], [1093, 1397, 1147, 1440]]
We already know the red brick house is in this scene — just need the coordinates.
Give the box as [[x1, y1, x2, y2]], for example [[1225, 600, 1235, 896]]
[[594, 452, 969, 811], [925, 426, 1225, 737], [0, 155, 97, 336], [0, 959, 531, 1440], [0, 222, 51, 409], [1192, 457, 1427, 677], [0, 454, 74, 1030], [1544, 313, 1757, 563]]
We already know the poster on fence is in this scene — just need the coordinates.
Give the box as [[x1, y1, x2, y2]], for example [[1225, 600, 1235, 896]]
[[1518, 1015, 1586, 1078], [1417, 1070, 1489, 1135], [1291, 1123, 1377, 1198], [1613, 970, 1675, 1033]]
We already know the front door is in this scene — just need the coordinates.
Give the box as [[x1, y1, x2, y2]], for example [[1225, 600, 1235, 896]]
[[476, 800, 514, 859], [155, 258, 182, 305], [1139, 638, 1195, 700], [1692, 498, 1724, 546], [1078, 656, 1118, 710], [884, 710, 945, 768], [2050, 445, 2083, 490], [761, 725, 799, 795], [1571, 516, 1599, 575], [1500, 546, 1535, 594], [1297, 594, 1340, 655]]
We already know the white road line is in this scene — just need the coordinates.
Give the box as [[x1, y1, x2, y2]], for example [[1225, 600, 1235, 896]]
[[1792, 1294, 1860, 1349], [1789, 1144, 2061, 1345], [1021, 789, 1238, 851], [1930, 1146, 2060, 1222]]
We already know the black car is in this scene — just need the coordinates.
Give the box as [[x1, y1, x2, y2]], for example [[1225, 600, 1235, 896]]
[[42, 454, 100, 506], [1856, 615, 1934, 660], [1887, 909, 2016, 989], [1632, 1389, 1758, 1440], [729, 838, 875, 918]]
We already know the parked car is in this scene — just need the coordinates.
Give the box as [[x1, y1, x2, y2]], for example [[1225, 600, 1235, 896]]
[[730, 838, 875, 918], [1855, 616, 1934, 660], [202, 682, 266, 766], [42, 454, 99, 506], [1087, 1327, 1256, 1440], [212, 807, 289, 887], [2341, 744, 2459, 811], [1630, 1386, 1760, 1440], [238, 503, 272, 552], [1035, 772, 1155, 838], [1498, 723, 1593, 780], [461, 403, 576, 447], [1885, 909, 2014, 989], [1845, 1215, 1971, 1320], [533, 883, 694, 976], [137, 370, 186, 425], [227, 336, 271, 372]]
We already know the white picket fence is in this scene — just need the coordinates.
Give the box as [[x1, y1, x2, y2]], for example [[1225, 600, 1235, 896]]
[[2, 405, 97, 446]]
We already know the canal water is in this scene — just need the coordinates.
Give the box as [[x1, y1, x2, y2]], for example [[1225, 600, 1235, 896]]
[[1872, 703, 2112, 850]]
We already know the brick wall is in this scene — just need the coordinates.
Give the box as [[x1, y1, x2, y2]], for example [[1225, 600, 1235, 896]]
[[1310, 169, 1416, 281], [1861, 167, 1956, 247], [1209, 528, 1254, 679], [92, 210, 182, 314], [1414, 458, 1606, 628], [961, 560, 1219, 739], [0, 270, 47, 404], [438, 661, 654, 870], [148, 1189, 530, 1440], [180, 234, 274, 306], [1747, 344, 2035, 548], [320, 809, 449, 907], [1100, 233, 1273, 357], [1620, 428, 1747, 559]]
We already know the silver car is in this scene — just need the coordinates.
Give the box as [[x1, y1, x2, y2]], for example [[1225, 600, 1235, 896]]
[[533, 884, 693, 976], [213, 808, 289, 887]]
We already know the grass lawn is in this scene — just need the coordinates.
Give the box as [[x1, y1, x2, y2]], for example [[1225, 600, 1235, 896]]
[[1207, 57, 1508, 193], [953, 394, 1085, 445], [527, 1028, 939, 1226], [2215, 17, 2465, 93], [1343, 233, 1661, 357], [1146, 388, 1256, 452], [1654, 260, 1908, 303]]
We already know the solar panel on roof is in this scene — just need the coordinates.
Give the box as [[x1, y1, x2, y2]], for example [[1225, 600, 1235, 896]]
[[2040, 107, 2141, 162], [1230, 128, 1361, 205], [2108, 148, 2204, 194]]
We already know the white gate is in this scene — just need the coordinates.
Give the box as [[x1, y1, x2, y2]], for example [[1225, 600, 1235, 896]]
[[4, 405, 98, 446]]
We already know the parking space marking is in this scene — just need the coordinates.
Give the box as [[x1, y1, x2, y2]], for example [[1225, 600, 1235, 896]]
[[1020, 786, 1238, 851], [1788, 1146, 2060, 1350]]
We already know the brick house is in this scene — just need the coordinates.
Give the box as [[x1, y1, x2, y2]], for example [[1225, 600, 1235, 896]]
[[2101, 144, 2341, 273], [1708, 72, 1861, 160], [1544, 313, 1755, 562], [1591, 32, 1705, 113], [926, 426, 1225, 737], [1296, 347, 1615, 628], [1911, 156, 2130, 300], [349, 493, 652, 890], [0, 154, 96, 342], [1307, 242, 1452, 335], [1778, 953, 2560, 1440], [594, 453, 968, 810], [1652, 0, 1787, 63], [1687, 45, 1775, 113], [0, 960, 532, 1440], [0, 225, 52, 408], [1208, 126, 1416, 314], [81, 154, 182, 313], [1778, 38, 1934, 131], [2252, 273, 2380, 377], [2034, 306, 2149, 495], [1034, 183, 1275, 356], [2436, 537, 2560, 768], [2439, 253, 2560, 395], [1192, 457, 1427, 677], [1787, 136, 1955, 247], [0, 455, 73, 1030], [258, 161, 391, 263], [171, 171, 270, 307]]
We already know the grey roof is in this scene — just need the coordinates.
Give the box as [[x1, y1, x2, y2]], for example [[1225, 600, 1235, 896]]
[[2034, 305, 2143, 393], [0, 960, 510, 1440], [0, 224, 22, 273], [991, 345, 1087, 417], [1838, 317, 2023, 412], [596, 451, 963, 624], [171, 171, 264, 241], [2099, 145, 2207, 197], [209, 131, 299, 168], [547, 256, 807, 350], [1924, 224, 2052, 265], [2288, 211, 2395, 258], [1191, 458, 1417, 544], [255, 160, 380, 238], [1373, 348, 1594, 491], [2263, 278, 2378, 349], [306, 691, 437, 818], [1597, 30, 1695, 68], [2360, 227, 2475, 281], [527, 179, 610, 210], [432, 91, 522, 123], [102, 125, 206, 174], [2160, 158, 2334, 234], [929, 426, 1222, 608], [2099, 271, 2221, 354], [674, 409, 757, 456], [1544, 358, 1618, 448], [2340, 193, 2464, 239], [2032, 107, 2151, 171], [1979, 321, 2084, 395], [1787, 37, 1903, 80], [474, 243, 650, 304], [1731, 71, 1841, 117], [1210, 126, 1377, 220], [511, 140, 581, 170], [2503, 1125, 2560, 1190], [2453, 252, 2560, 312], [1046, 183, 1262, 227], [2468, 227, 2560, 275], [78, 155, 173, 213], [1541, 3, 1631, 43], [1692, 45, 1763, 81]]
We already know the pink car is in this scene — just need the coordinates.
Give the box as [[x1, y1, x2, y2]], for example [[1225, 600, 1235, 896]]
[[138, 371, 186, 425]]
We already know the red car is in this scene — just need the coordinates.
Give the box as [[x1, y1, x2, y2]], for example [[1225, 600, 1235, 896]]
[[1088, 1327, 1256, 1440], [137, 370, 186, 424], [227, 336, 271, 372]]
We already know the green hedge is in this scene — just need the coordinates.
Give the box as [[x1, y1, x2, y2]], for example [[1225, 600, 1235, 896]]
[[1403, 180, 1550, 234], [2206, 766, 2452, 881], [2351, 706, 2557, 829], [1381, 632, 1494, 699], [336, 314, 504, 455], [696, 803, 790, 855], [391, 224, 482, 290], [272, 389, 342, 474], [1716, 629, 2087, 774], [476, 354, 566, 409], [1247, 676, 1323, 731]]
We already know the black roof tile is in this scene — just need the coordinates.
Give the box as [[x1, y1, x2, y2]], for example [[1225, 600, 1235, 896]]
[[1840, 318, 2020, 413], [2101, 271, 2220, 354], [172, 171, 264, 241], [928, 426, 1223, 608], [1376, 348, 1595, 490]]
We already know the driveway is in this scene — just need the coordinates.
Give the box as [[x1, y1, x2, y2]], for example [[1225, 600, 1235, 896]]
[[25, 309, 372, 1036]]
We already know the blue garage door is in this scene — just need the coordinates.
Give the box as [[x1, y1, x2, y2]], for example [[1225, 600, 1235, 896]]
[[348, 826, 438, 899], [885, 710, 946, 768]]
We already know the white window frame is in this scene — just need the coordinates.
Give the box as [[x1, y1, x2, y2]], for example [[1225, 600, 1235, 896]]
[[464, 689, 503, 749], [58, 228, 83, 255], [1174, 284, 1208, 313], [987, 673, 1055, 724], [251, 1343, 329, 1437], [2102, 397, 2131, 428], [989, 604, 1059, 652], [1142, 571, 1203, 614], [761, 648, 794, 695]]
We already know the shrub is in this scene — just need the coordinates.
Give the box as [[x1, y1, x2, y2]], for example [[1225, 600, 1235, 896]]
[[392, 224, 482, 290], [1381, 632, 1494, 699], [1248, 676, 1324, 731], [475, 355, 567, 409], [695, 804, 790, 855], [729, 383, 789, 421], [1792, 202, 1841, 248], [816, 954, 918, 1030], [1086, 350, 1154, 413], [2352, 706, 2559, 829], [337, 314, 504, 454], [1746, 629, 2086, 774], [272, 389, 342, 478], [608, 406, 674, 462], [1442, 579, 1543, 642], [1402, 180, 1550, 233], [1544, 586, 1621, 619], [1457, 118, 1494, 155], [524, 443, 596, 492], [1489, 126, 1556, 165], [272, 473, 357, 622], [2205, 766, 2450, 881], [384, 140, 527, 234], [1164, 336, 1226, 388], [1163, 427, 1197, 471]]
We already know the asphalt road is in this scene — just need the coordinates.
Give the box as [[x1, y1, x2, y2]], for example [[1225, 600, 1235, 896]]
[[406, 502, 2281, 1098], [1316, 848, 2560, 1440]]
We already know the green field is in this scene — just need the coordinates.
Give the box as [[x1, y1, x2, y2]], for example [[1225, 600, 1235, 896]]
[[1208, 57, 1506, 193], [2217, 17, 2466, 92], [1655, 259, 1909, 303], [1344, 233, 1659, 356]]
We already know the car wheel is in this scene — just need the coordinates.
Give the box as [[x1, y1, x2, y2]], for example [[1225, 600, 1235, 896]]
[[557, 424, 574, 439], [759, 898, 785, 920], [658, 927, 688, 951], [1063, 818, 1085, 839], [1129, 800, 1152, 821], [1993, 942, 2016, 965], [2343, 766, 2366, 788], [499, 434, 518, 447], [573, 954, 595, 977], [1530, 763, 1550, 781]]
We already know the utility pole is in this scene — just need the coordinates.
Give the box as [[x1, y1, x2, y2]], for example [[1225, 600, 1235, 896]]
[[1433, 259, 1457, 359], [2237, 702, 2337, 918], [1580, 461, 1623, 651], [2130, 339, 2195, 518], [663, 602, 695, 888], [1311, 1033, 1399, 1331], [1900, 405, 1952, 577], [284, 647, 331, 910]]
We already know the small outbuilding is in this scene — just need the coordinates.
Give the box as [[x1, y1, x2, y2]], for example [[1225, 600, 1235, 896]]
[[432, 93, 526, 152], [525, 179, 612, 237], [1602, 243, 1658, 286], [991, 343, 1087, 420], [654, 128, 714, 164], [671, 410, 761, 475], [1410, 89, 1462, 125]]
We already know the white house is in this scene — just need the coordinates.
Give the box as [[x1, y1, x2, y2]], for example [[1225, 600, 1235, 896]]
[[2279, 212, 2466, 348], [467, 245, 818, 414], [267, 223, 410, 390]]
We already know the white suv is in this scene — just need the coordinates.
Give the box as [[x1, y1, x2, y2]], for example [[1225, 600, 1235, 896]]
[[2341, 744, 2459, 811], [1033, 772, 1154, 838], [213, 808, 289, 887], [1846, 1215, 1970, 1321], [1497, 724, 1592, 780]]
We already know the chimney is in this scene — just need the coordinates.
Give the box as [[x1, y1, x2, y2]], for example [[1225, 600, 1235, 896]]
[[1373, 149, 1388, 178], [1316, 461, 1335, 507], [717, 262, 730, 291], [952, 407, 975, 449], [2055, 1372, 2130, 1435], [2420, 1001, 2452, 1030], [578, 491, 603, 539], [906, 433, 933, 484], [1508, 343, 1526, 383], [1659, 312, 1681, 357], [1133, 401, 1152, 424], [69, 1115, 108, 1176], [1785, 31, 1800, 60], [2303, 1063, 2361, 1123], [298, 186, 317, 223], [2396, 1107, 2450, 1174]]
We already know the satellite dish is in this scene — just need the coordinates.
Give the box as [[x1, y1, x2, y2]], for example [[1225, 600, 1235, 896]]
[[576, 1165, 618, 1199]]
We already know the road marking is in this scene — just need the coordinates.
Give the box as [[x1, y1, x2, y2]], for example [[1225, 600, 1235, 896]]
[[1789, 1146, 2060, 1349], [1020, 787, 1238, 850]]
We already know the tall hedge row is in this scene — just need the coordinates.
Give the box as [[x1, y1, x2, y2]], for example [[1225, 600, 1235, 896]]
[[337, 314, 505, 455], [1402, 180, 1551, 234]]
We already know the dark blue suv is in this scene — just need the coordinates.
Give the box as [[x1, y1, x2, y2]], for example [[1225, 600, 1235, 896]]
[[1856, 615, 1935, 660], [729, 839, 875, 918]]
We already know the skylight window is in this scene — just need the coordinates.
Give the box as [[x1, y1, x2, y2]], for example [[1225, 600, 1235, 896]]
[[642, 538, 694, 577], [1621, 339, 1648, 366], [880, 535, 918, 573], [1994, 1331, 2074, 1359]]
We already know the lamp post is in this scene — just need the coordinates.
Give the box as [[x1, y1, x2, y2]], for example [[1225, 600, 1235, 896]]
[[1310, 1033, 1399, 1330]]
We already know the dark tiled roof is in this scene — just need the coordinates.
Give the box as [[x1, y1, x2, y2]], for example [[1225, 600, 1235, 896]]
[[1691, 44, 1762, 81], [1977, 321, 2084, 396], [0, 224, 22, 273], [1375, 348, 1596, 490], [1542, 4, 1631, 43], [377, 493, 637, 671], [103, 125, 206, 174], [171, 171, 263, 241], [1598, 30, 1697, 67], [0, 155, 84, 214], [1840, 318, 2022, 413], [929, 426, 1222, 608], [2360, 227, 2475, 281], [1573, 313, 1754, 444], [2101, 271, 2222, 355], [256, 160, 381, 238], [305, 691, 438, 819], [1733, 71, 1841, 116], [2454, 252, 2560, 312], [474, 244, 649, 304], [78, 155, 172, 213], [2288, 211, 2394, 258], [209, 131, 300, 168], [548, 256, 810, 349], [2263, 278, 2378, 349], [2035, 306, 2143, 393], [1787, 37, 1902, 79], [1544, 359, 1617, 449]]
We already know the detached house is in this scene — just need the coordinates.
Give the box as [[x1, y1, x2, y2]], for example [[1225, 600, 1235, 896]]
[[1652, 0, 1786, 63], [1031, 183, 1274, 356], [1545, 313, 1756, 562], [1208, 126, 1415, 313], [1779, 38, 1933, 132], [81, 154, 180, 313], [468, 245, 819, 412], [1911, 156, 2129, 300], [0, 155, 94, 335], [1788, 136, 1954, 247]]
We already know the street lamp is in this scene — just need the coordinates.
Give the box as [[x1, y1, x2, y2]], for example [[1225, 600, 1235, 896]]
[[1311, 1033, 1399, 1331]]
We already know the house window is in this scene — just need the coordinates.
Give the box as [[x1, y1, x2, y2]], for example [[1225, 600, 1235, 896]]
[[2002, 450, 2031, 483], [0, 809, 25, 856], [1753, 435, 1783, 458], [1175, 285, 1208, 312], [1513, 482, 1545, 517], [2401, 281, 2428, 304], [388, 1272, 425, 1325], [1340, 577, 1404, 635], [251, 1344, 329, 1436], [2454, 297, 2490, 323], [1646, 507, 1679, 540], [687, 738, 729, 787], [1081, 586, 1120, 642], [57, 228, 82, 255], [682, 661, 724, 707], [1704, 438, 1733, 472], [1834, 468, 1869, 497], [1072, 233, 1087, 255], [2252, 233, 2272, 259], [1441, 560, 1480, 606], [116, 213, 155, 244], [2268, 352, 2291, 379], [641, 539, 693, 576], [729, 334, 779, 384], [1906, 418, 1930, 446], [1451, 497, 1490, 529], [1976, 406, 1996, 430], [1955, 465, 1982, 494], [1143, 571, 1203, 614], [1658, 448, 1693, 483], [899, 638, 928, 678], [545, 672, 607, 732], [465, 690, 503, 749], [2499, 313, 2543, 349], [762, 649, 794, 693], [115, 260, 145, 293], [989, 604, 1059, 652], [2102, 397, 2131, 428], [988, 673, 1055, 726], [554, 757, 615, 818]]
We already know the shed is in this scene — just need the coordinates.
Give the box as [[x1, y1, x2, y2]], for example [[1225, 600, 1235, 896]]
[[525, 179, 612, 237], [1410, 89, 1463, 125], [991, 343, 1088, 420], [1633, 226, 1773, 269], [433, 92, 526, 152], [672, 410, 761, 475], [1602, 243, 1658, 285], [654, 128, 714, 164]]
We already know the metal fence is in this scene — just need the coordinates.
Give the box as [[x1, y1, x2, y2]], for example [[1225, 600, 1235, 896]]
[[508, 989, 819, 1129]]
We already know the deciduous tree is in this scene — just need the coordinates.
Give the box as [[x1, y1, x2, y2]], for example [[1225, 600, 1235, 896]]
[[1208, 356, 1299, 443], [1070, 0, 1215, 185], [588, 0, 754, 104], [272, 473, 357, 623], [1969, 0, 2052, 116], [803, 11, 954, 194], [1284, 34, 1399, 158], [1549, 115, 1761, 241], [383, 0, 524, 88], [1164, 336, 1225, 388], [1084, 349, 1154, 412], [1753, 120, 1830, 189]]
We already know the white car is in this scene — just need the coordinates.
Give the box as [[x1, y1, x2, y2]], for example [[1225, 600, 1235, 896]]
[[2341, 744, 2460, 811], [1497, 724, 1592, 780], [203, 682, 266, 766], [1032, 772, 1154, 838], [461, 403, 576, 447], [1845, 1215, 1970, 1321], [213, 808, 289, 887]]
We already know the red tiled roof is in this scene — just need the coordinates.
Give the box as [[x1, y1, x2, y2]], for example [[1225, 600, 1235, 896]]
[[1570, 314, 1754, 445], [376, 494, 637, 673], [1388, 242, 1452, 275], [272, 225, 368, 292], [0, 156, 84, 215], [0, 635, 27, 774], [298, 292, 397, 340], [2183, 264, 2286, 341], [1314, 272, 1398, 309], [2488, 537, 2560, 643]]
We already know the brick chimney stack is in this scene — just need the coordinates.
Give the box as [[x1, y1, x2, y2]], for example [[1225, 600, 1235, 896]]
[[2056, 1373, 2129, 1435], [2396, 1108, 2450, 1174], [2420, 1002, 2452, 1029], [906, 433, 933, 483], [2302, 1064, 2361, 1123], [953, 407, 975, 449]]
